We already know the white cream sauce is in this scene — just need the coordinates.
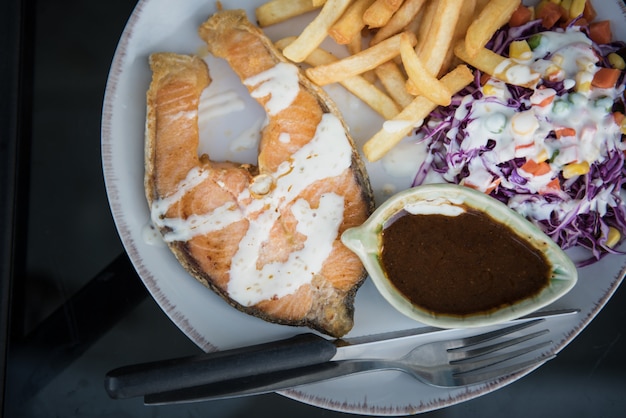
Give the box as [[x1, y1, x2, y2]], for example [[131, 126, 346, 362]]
[[244, 62, 300, 115], [404, 198, 466, 217], [151, 110, 353, 306]]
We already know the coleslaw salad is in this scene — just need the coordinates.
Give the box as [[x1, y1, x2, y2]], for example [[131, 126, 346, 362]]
[[412, 8, 626, 266]]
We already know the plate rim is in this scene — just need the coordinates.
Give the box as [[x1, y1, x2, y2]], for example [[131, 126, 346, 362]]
[[100, 0, 626, 414]]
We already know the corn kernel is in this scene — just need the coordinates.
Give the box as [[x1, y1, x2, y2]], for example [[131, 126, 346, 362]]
[[608, 53, 626, 70], [545, 64, 564, 82], [551, 54, 565, 66], [561, 0, 573, 10], [562, 161, 590, 178], [535, 149, 550, 163], [510, 40, 532, 60], [569, 0, 586, 19], [575, 71, 593, 92], [620, 118, 626, 135], [605, 227, 621, 247], [483, 84, 496, 96], [549, 0, 561, 4], [482, 80, 505, 98], [576, 57, 595, 71], [536, 0, 550, 10]]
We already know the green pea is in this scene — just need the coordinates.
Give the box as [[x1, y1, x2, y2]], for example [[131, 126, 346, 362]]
[[528, 34, 543, 50]]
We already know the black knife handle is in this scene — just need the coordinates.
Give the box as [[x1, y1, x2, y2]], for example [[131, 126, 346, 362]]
[[104, 332, 337, 399], [144, 361, 354, 405]]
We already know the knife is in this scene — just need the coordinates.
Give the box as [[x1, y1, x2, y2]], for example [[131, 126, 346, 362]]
[[105, 308, 578, 400], [144, 352, 556, 405]]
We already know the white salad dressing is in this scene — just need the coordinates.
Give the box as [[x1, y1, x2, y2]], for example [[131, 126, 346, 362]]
[[431, 25, 625, 225]]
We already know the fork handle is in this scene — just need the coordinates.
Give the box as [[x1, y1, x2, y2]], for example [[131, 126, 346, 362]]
[[144, 360, 373, 405], [105, 333, 337, 400]]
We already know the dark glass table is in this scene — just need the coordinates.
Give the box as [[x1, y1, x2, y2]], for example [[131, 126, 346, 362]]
[[2, 1, 626, 416]]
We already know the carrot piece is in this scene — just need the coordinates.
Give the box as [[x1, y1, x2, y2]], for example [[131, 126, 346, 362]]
[[484, 178, 501, 195], [509, 5, 532, 27], [541, 177, 561, 194], [583, 0, 597, 22], [515, 142, 534, 151], [463, 178, 501, 195], [536, 94, 555, 107], [480, 72, 492, 86], [589, 20, 612, 44], [569, 17, 588, 28], [521, 159, 551, 176], [555, 127, 577, 138], [613, 111, 625, 125], [536, 2, 566, 28], [592, 67, 622, 89]]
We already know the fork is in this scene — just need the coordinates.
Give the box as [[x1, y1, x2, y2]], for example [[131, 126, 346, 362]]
[[145, 319, 555, 404]]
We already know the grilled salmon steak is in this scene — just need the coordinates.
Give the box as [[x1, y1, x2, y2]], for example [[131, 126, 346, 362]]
[[144, 10, 374, 337]]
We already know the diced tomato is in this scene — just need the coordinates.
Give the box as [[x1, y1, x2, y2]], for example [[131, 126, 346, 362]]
[[520, 159, 551, 176], [589, 20, 612, 45], [509, 5, 533, 27], [555, 127, 577, 139], [536, 2, 567, 28], [592, 67, 622, 89]]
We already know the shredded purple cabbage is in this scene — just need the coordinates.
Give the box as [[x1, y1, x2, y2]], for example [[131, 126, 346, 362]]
[[411, 17, 626, 266]]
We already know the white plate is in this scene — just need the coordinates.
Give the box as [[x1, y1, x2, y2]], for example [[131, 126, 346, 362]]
[[102, 1, 626, 414]]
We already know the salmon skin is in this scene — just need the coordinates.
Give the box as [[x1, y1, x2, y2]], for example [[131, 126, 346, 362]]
[[144, 10, 374, 337]]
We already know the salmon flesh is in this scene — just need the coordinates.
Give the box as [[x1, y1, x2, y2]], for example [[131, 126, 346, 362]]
[[144, 10, 374, 337]]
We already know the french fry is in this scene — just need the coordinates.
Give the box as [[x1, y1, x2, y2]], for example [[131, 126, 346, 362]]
[[347, 29, 364, 55], [454, 42, 540, 87], [374, 61, 415, 108], [416, 0, 464, 77], [474, 0, 491, 13], [346, 32, 379, 83], [256, 0, 322, 27], [306, 31, 417, 86], [363, 65, 474, 162], [415, 0, 439, 50], [276, 37, 401, 119], [439, 0, 476, 76], [400, 33, 451, 106], [404, 3, 426, 36], [329, 0, 375, 45], [370, 0, 428, 45], [312, 0, 327, 6], [363, 0, 405, 29], [282, 0, 352, 63], [464, 0, 521, 57]]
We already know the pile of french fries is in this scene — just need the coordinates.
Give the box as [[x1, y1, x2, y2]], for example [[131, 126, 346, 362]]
[[256, 0, 540, 162]]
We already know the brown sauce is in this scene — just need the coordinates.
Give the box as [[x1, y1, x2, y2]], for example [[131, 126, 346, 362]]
[[380, 209, 551, 317]]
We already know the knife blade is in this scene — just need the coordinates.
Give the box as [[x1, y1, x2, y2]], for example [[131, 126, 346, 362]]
[[105, 308, 578, 400]]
